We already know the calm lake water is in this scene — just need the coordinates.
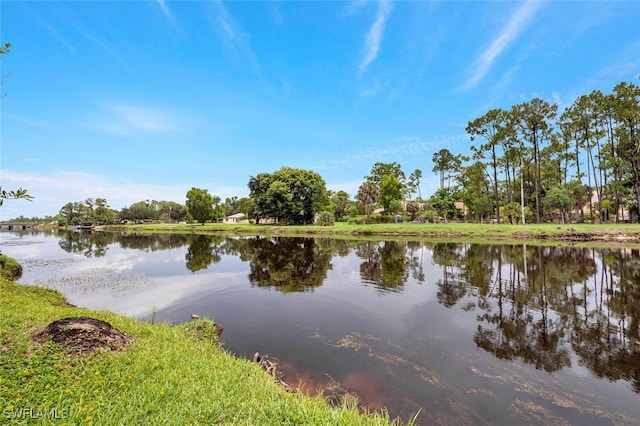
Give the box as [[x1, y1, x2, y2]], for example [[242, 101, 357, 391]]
[[2, 230, 640, 425]]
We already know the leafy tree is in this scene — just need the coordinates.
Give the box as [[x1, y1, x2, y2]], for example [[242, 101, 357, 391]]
[[406, 200, 421, 220], [365, 162, 406, 188], [222, 196, 240, 217], [543, 186, 575, 224], [157, 201, 188, 223], [329, 190, 352, 222], [379, 174, 403, 214], [92, 198, 118, 224], [236, 197, 255, 219], [120, 200, 156, 221], [186, 187, 216, 225], [58, 202, 82, 225], [356, 182, 380, 223], [432, 149, 464, 190], [510, 98, 558, 223], [248, 167, 328, 225], [458, 161, 490, 222], [467, 108, 507, 223], [613, 82, 640, 221], [408, 169, 423, 200], [429, 187, 456, 223]]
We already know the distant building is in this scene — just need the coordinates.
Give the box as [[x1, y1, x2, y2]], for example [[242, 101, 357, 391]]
[[222, 213, 249, 224]]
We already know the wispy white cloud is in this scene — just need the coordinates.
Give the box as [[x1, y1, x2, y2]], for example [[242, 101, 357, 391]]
[[22, 4, 76, 54], [269, 3, 283, 27], [351, 134, 467, 162], [90, 102, 181, 136], [359, 80, 381, 97], [359, 0, 392, 76], [156, 0, 178, 30], [345, 0, 368, 17], [4, 113, 54, 129], [213, 0, 259, 71], [459, 0, 541, 91], [594, 39, 640, 81]]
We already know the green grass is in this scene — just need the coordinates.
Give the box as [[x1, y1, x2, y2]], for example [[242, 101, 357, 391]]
[[0, 254, 23, 281], [0, 274, 398, 425], [100, 221, 640, 246]]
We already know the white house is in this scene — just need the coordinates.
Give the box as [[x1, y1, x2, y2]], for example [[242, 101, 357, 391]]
[[222, 213, 248, 224]]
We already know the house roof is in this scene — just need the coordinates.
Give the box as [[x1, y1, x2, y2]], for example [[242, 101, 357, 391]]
[[226, 213, 246, 219]]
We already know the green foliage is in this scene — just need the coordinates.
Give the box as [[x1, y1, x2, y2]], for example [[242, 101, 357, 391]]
[[422, 209, 436, 222], [543, 187, 575, 213], [0, 187, 33, 208], [407, 169, 423, 200], [365, 162, 406, 187], [186, 187, 219, 225], [315, 211, 335, 226], [330, 190, 352, 221], [432, 149, 464, 190], [57, 198, 118, 225], [120, 200, 188, 223], [405, 201, 421, 220], [429, 188, 456, 223], [348, 215, 366, 224], [0, 254, 22, 280], [379, 174, 404, 214], [249, 167, 329, 225], [357, 182, 380, 223]]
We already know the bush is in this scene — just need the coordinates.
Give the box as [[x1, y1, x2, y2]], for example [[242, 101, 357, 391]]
[[422, 210, 436, 223], [347, 216, 365, 225], [315, 211, 335, 226]]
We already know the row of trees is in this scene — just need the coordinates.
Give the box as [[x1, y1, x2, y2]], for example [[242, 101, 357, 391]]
[[456, 81, 640, 224], [53, 196, 231, 226], [8, 80, 639, 226]]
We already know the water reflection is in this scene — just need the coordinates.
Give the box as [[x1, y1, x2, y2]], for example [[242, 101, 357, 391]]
[[185, 234, 224, 272], [25, 231, 640, 403], [241, 237, 333, 292]]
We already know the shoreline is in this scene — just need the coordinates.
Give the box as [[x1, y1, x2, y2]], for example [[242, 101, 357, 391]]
[[92, 222, 640, 247], [0, 263, 397, 425]]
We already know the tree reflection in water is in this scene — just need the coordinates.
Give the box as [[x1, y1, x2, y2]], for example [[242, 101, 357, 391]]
[[243, 237, 333, 292], [356, 241, 410, 292], [55, 231, 640, 393]]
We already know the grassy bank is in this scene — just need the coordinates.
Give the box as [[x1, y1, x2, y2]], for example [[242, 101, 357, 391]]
[[100, 222, 640, 245], [0, 269, 396, 425]]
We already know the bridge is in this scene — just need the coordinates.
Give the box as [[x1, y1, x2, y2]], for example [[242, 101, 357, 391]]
[[0, 222, 37, 231]]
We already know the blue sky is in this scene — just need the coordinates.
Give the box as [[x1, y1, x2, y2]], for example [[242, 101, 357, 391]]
[[2, 0, 639, 219]]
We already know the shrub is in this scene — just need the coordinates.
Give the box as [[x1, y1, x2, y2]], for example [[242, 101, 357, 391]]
[[348, 216, 365, 225], [315, 211, 335, 226]]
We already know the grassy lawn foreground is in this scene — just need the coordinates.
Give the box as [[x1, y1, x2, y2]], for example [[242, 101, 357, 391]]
[[0, 271, 398, 425]]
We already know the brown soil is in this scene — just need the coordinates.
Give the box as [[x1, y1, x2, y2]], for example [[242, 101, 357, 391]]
[[33, 317, 133, 355]]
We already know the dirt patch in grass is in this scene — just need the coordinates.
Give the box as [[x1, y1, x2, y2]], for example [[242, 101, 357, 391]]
[[33, 317, 133, 355]]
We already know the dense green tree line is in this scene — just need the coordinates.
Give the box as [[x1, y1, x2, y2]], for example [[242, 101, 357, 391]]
[[462, 81, 640, 223]]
